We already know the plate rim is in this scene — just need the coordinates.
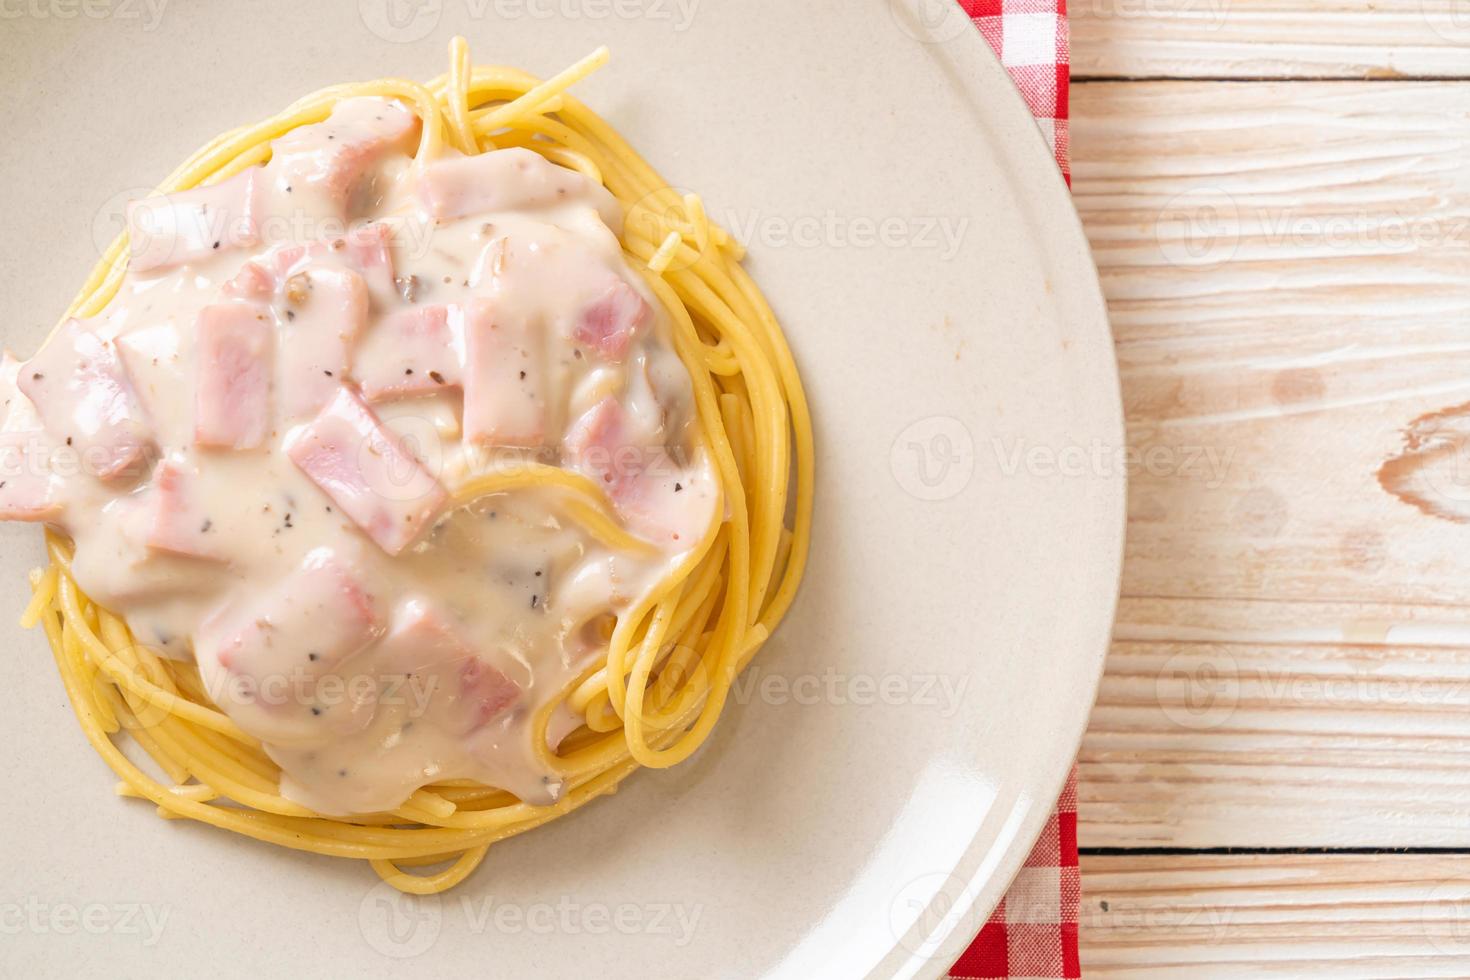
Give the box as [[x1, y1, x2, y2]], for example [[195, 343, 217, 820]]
[[888, 13, 1124, 978]]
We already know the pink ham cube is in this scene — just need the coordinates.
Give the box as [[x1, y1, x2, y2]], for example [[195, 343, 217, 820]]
[[273, 223, 399, 312], [454, 658, 522, 735], [562, 396, 700, 544], [125, 169, 261, 274], [205, 548, 381, 674], [355, 305, 461, 401], [20, 319, 152, 481], [336, 223, 400, 310], [218, 258, 368, 421], [279, 267, 369, 420], [462, 298, 545, 448], [268, 98, 419, 216], [222, 261, 274, 301], [195, 547, 384, 739], [417, 147, 613, 224], [194, 303, 273, 451], [380, 598, 521, 736], [287, 386, 447, 556], [574, 278, 649, 361], [563, 396, 641, 492], [142, 458, 224, 562]]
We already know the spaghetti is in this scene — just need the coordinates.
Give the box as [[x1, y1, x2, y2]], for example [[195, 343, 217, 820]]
[[20, 38, 813, 894]]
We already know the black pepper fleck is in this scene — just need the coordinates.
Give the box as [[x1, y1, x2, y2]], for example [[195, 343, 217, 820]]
[[674, 483, 683, 492], [429, 370, 446, 385], [310, 707, 321, 716], [201, 519, 213, 533]]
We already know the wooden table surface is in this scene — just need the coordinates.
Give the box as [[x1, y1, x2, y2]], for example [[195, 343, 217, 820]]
[[1069, 7, 1470, 975]]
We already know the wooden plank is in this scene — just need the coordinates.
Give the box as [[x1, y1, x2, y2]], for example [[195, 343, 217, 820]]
[[1072, 81, 1470, 846], [1071, 0, 1470, 80], [1081, 854, 1470, 977]]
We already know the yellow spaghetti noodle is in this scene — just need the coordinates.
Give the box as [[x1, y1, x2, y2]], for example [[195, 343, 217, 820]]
[[24, 38, 813, 894]]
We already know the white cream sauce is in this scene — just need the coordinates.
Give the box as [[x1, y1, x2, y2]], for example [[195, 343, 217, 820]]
[[0, 98, 719, 816]]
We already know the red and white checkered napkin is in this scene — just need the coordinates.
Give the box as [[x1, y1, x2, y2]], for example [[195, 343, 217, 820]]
[[947, 2, 1078, 978], [960, 0, 1070, 183], [947, 772, 1080, 979]]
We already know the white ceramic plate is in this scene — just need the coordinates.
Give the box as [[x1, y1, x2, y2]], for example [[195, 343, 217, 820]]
[[0, 2, 1121, 976]]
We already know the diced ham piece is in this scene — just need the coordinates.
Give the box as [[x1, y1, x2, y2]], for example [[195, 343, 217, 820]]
[[222, 261, 274, 301], [220, 259, 370, 421], [272, 223, 399, 312], [20, 319, 152, 481], [267, 98, 419, 217], [455, 658, 523, 735], [562, 396, 708, 544], [287, 387, 447, 555], [462, 298, 545, 448], [563, 396, 643, 493], [337, 223, 400, 310], [194, 303, 273, 450], [0, 432, 59, 521], [125, 169, 261, 274], [574, 278, 649, 361], [142, 459, 223, 562], [279, 267, 369, 420], [355, 305, 461, 401], [418, 148, 621, 230], [195, 548, 384, 740], [378, 598, 521, 736]]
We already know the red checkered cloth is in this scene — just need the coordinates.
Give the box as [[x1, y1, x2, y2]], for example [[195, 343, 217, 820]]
[[959, 0, 1070, 183], [948, 772, 1080, 979], [947, 5, 1077, 977]]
